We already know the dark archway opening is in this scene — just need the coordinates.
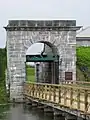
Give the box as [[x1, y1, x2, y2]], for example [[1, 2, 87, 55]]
[[26, 41, 59, 84]]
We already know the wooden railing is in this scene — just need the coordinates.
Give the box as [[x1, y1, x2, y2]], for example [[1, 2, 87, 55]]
[[60, 80, 90, 84], [60, 81, 90, 88], [23, 82, 90, 115]]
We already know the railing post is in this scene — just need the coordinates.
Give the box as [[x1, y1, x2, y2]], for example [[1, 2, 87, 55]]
[[77, 89, 80, 110], [53, 86, 56, 103], [49, 85, 51, 101], [84, 90, 88, 114], [32, 83, 34, 97], [38, 84, 41, 98], [45, 85, 47, 100], [41, 85, 44, 99], [58, 86, 61, 104], [30, 83, 32, 96], [36, 84, 38, 97], [35, 84, 37, 97], [29, 84, 31, 96], [32, 84, 33, 95], [64, 87, 67, 106], [70, 88, 73, 108]]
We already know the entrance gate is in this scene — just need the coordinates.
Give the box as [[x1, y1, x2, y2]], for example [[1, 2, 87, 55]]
[[26, 42, 59, 84], [4, 20, 81, 102]]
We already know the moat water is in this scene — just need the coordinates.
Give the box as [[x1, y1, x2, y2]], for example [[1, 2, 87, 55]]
[[0, 104, 65, 120]]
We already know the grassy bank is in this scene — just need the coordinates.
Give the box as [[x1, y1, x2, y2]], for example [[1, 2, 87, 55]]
[[76, 47, 90, 81], [0, 48, 8, 103]]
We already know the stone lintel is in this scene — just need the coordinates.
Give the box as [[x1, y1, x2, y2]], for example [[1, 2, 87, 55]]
[[7, 20, 77, 27], [4, 26, 81, 31], [4, 20, 81, 31]]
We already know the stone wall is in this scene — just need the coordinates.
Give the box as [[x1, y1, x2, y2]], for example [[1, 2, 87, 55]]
[[5, 20, 80, 102]]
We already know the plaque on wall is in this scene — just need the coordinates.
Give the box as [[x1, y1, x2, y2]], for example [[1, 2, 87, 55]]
[[65, 72, 72, 80]]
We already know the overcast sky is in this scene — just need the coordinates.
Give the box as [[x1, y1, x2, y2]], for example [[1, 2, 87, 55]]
[[0, 0, 90, 48]]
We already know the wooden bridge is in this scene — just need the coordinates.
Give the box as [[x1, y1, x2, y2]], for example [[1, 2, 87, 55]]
[[23, 81, 90, 120]]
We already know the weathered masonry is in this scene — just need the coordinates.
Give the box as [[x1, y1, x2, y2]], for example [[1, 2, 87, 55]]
[[4, 20, 80, 102]]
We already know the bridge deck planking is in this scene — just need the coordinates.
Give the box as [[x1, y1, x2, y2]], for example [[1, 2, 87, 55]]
[[23, 82, 90, 118]]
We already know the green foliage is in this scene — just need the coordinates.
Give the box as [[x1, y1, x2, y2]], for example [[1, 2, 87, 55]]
[[0, 83, 8, 103], [77, 47, 90, 66], [76, 47, 90, 81], [0, 48, 6, 79], [0, 48, 7, 103]]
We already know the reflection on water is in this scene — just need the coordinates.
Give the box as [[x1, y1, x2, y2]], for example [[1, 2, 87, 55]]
[[0, 104, 61, 120]]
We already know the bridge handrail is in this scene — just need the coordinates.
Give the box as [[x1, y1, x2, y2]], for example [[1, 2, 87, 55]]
[[25, 80, 90, 84], [24, 81, 90, 91], [24, 82, 90, 114], [60, 80, 90, 84]]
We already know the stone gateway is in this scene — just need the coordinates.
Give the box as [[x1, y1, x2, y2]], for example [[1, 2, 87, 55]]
[[4, 20, 80, 102]]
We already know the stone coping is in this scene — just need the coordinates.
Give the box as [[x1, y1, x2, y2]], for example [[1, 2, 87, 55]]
[[4, 20, 82, 31], [7, 20, 76, 27]]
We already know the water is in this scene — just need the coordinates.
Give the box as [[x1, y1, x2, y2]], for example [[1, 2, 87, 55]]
[[0, 104, 64, 120]]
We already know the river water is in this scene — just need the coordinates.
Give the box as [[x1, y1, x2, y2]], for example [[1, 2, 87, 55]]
[[0, 104, 65, 120]]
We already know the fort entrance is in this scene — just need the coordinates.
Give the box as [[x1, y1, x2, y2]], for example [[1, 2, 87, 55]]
[[4, 20, 80, 102], [26, 41, 59, 84]]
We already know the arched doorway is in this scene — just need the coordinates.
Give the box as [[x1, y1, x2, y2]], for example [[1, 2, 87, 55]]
[[26, 41, 59, 84]]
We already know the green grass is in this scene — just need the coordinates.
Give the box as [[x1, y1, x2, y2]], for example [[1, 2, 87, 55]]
[[76, 47, 90, 67], [26, 66, 35, 82], [76, 47, 90, 81]]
